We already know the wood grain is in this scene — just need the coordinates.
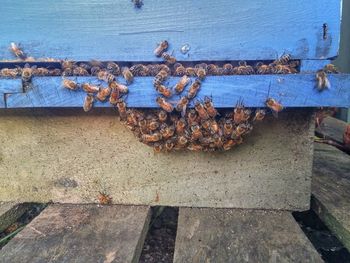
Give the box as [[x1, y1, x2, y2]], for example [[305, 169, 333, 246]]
[[0, 204, 151, 263], [3, 74, 350, 108], [0, 0, 341, 61], [315, 116, 348, 144]]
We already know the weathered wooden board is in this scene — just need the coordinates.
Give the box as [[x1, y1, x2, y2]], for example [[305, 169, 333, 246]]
[[0, 109, 314, 210], [0, 95, 4, 108], [173, 208, 323, 263], [0, 79, 22, 94], [3, 74, 350, 108], [0, 204, 151, 263], [0, 0, 341, 61], [312, 143, 350, 250], [300, 60, 332, 73], [0, 202, 31, 232], [315, 116, 348, 144]]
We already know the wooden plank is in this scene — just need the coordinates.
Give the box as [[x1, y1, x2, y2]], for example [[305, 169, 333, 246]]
[[312, 143, 350, 250], [0, 94, 5, 108], [0, 202, 31, 232], [300, 60, 332, 73], [4, 74, 350, 108], [0, 204, 151, 263], [174, 208, 323, 263], [315, 116, 348, 144], [0, 0, 341, 61], [0, 78, 22, 94]]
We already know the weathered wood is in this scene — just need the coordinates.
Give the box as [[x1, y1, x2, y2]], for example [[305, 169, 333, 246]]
[[312, 143, 350, 250], [174, 208, 323, 263], [0, 95, 4, 108], [0, 109, 314, 210], [0, 204, 151, 263], [0, 79, 22, 94], [315, 116, 348, 144], [3, 74, 350, 108], [300, 60, 332, 73], [0, 0, 341, 61], [0, 202, 31, 232]]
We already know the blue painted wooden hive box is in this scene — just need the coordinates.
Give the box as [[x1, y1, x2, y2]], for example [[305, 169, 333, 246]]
[[0, 0, 349, 209]]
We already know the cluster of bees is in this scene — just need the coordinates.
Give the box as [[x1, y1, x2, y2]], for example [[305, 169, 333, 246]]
[[0, 42, 338, 152]]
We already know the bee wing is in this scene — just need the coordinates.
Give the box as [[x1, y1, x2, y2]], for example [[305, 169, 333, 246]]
[[324, 77, 331, 89]]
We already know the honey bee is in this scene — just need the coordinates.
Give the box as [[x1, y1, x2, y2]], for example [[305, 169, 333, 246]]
[[73, 66, 89, 76], [233, 123, 251, 137], [196, 68, 206, 80], [153, 143, 164, 153], [122, 67, 134, 84], [97, 70, 115, 83], [156, 97, 173, 112], [106, 62, 120, 75], [233, 100, 246, 124], [90, 66, 101, 76], [9, 42, 26, 60], [49, 68, 62, 76], [155, 84, 172, 97], [116, 99, 128, 121], [161, 52, 176, 64], [255, 62, 272, 74], [316, 70, 331, 91], [323, 64, 339, 74], [203, 96, 218, 117], [160, 123, 175, 139], [223, 119, 234, 137], [176, 96, 189, 113], [142, 133, 163, 143], [130, 64, 149, 76], [98, 192, 112, 205], [209, 119, 220, 134], [190, 123, 203, 141], [272, 64, 293, 74], [109, 81, 129, 94], [253, 109, 266, 121], [82, 83, 100, 93], [125, 110, 139, 130], [96, 86, 111, 101], [174, 75, 190, 94], [62, 78, 79, 91], [187, 143, 203, 152], [223, 63, 233, 75], [153, 69, 169, 86], [33, 67, 50, 76], [0, 68, 20, 78], [273, 54, 291, 65], [154, 40, 169, 57], [132, 0, 143, 8], [266, 98, 283, 117], [194, 100, 209, 120], [109, 87, 120, 105], [78, 62, 91, 72], [233, 61, 255, 75], [175, 118, 187, 134], [61, 60, 75, 70], [223, 139, 236, 151], [174, 64, 186, 76], [187, 109, 198, 126], [177, 135, 189, 147], [158, 110, 168, 122], [148, 119, 160, 131], [212, 134, 223, 148], [62, 68, 73, 76], [206, 64, 219, 75], [83, 94, 94, 112], [185, 67, 197, 77], [21, 64, 33, 82], [187, 79, 201, 99]]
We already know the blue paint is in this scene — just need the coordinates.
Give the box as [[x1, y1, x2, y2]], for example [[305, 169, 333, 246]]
[[0, 0, 341, 61], [300, 60, 332, 73], [0, 94, 5, 108], [4, 75, 350, 108], [0, 79, 22, 93]]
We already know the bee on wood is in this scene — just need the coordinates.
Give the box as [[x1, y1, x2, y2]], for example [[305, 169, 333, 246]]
[[98, 192, 112, 205], [323, 64, 339, 74], [187, 109, 198, 126], [253, 109, 266, 121], [33, 67, 50, 76], [109, 81, 128, 94], [73, 66, 89, 76], [109, 87, 120, 105], [78, 62, 91, 72], [266, 98, 283, 117], [223, 63, 234, 75], [90, 66, 101, 76], [273, 54, 291, 65], [142, 133, 163, 143], [194, 100, 209, 120], [187, 143, 203, 152], [233, 61, 255, 75], [174, 75, 190, 94], [232, 123, 249, 137], [153, 143, 164, 153], [223, 139, 236, 151], [187, 79, 201, 99], [155, 84, 172, 97], [233, 100, 246, 124], [153, 69, 168, 87], [190, 123, 203, 141], [223, 119, 234, 137], [315, 70, 331, 91], [116, 98, 128, 121], [174, 63, 186, 76], [82, 83, 100, 93], [185, 67, 197, 77], [62, 78, 79, 91], [0, 68, 20, 78], [160, 123, 175, 139], [206, 64, 219, 75], [162, 52, 176, 64], [147, 118, 160, 131], [175, 118, 187, 134], [196, 68, 206, 80], [9, 42, 26, 60], [106, 62, 120, 75], [130, 64, 149, 76], [49, 68, 62, 76], [96, 86, 111, 101], [158, 110, 168, 122], [97, 70, 115, 83], [83, 94, 94, 112], [255, 62, 272, 74], [154, 40, 169, 57], [21, 64, 33, 82], [122, 67, 134, 85], [272, 64, 293, 74], [156, 97, 173, 112], [61, 60, 75, 70], [175, 96, 189, 113], [203, 96, 218, 118]]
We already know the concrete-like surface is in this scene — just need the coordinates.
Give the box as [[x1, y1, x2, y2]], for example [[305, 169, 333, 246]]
[[0, 109, 314, 210]]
